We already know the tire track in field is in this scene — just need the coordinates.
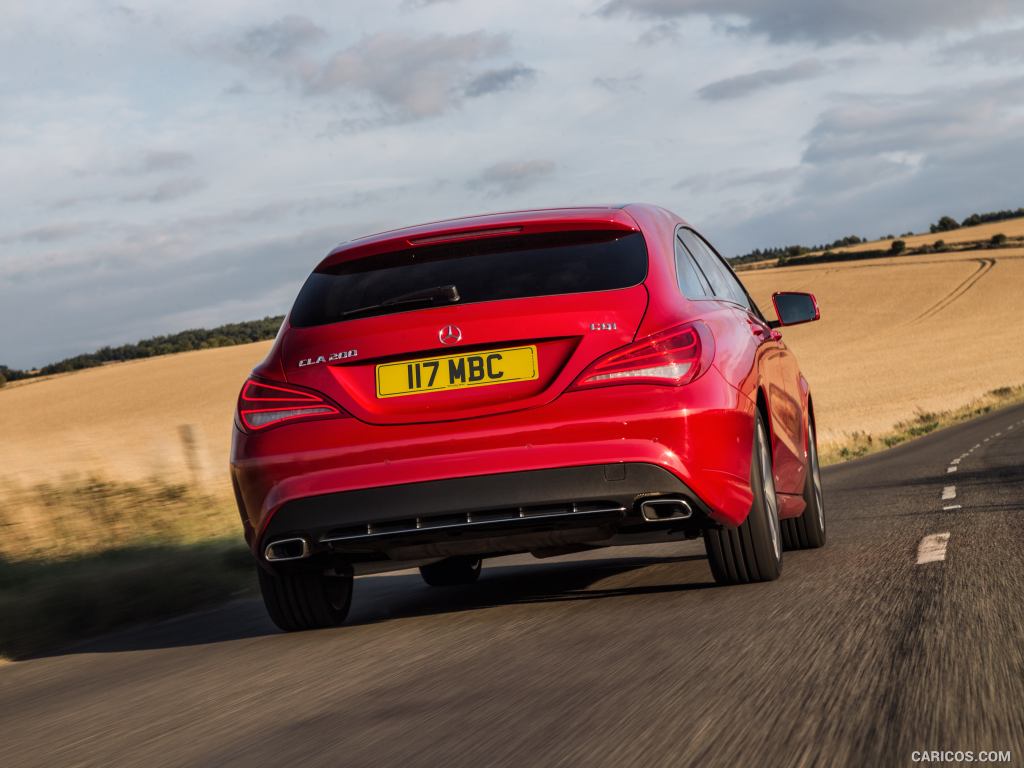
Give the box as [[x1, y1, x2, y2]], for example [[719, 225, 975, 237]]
[[910, 257, 996, 324]]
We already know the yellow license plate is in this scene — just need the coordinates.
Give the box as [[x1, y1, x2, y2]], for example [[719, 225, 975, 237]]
[[376, 345, 538, 398]]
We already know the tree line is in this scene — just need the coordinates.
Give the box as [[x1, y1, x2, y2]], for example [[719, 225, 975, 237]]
[[729, 206, 1023, 265], [0, 316, 285, 386], [729, 235, 866, 266], [930, 207, 1024, 232]]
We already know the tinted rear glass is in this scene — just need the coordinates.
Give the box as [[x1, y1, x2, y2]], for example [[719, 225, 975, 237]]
[[289, 230, 648, 327]]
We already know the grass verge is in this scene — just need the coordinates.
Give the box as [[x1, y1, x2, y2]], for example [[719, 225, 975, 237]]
[[0, 477, 253, 660], [0, 539, 253, 660], [820, 384, 1024, 465]]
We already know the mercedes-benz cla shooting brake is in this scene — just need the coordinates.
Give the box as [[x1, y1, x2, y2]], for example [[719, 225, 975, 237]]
[[231, 205, 825, 631]]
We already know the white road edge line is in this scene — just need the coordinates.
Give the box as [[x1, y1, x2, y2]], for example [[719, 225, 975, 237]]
[[943, 504, 962, 511], [942, 485, 957, 500], [947, 465, 958, 473], [917, 532, 951, 565]]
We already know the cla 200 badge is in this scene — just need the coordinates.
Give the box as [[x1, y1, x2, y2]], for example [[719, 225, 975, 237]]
[[297, 349, 358, 367]]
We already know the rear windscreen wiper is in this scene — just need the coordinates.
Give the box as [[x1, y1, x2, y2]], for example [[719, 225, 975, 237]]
[[340, 284, 461, 319], [381, 284, 460, 306]]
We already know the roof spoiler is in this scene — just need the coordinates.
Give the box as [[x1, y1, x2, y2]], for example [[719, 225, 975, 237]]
[[317, 208, 640, 271]]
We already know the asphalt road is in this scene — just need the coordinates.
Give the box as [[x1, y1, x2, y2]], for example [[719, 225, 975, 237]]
[[3, 403, 1024, 767]]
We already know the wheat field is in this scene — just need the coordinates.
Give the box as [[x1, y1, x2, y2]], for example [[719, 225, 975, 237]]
[[741, 248, 1024, 444], [1, 342, 271, 488], [2, 248, 1022, 499]]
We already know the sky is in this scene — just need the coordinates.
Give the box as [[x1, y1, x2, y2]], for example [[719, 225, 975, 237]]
[[3, 0, 1024, 368]]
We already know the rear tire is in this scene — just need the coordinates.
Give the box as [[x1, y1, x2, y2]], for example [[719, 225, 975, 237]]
[[781, 417, 827, 550], [420, 557, 482, 587], [703, 413, 783, 584], [257, 565, 353, 632]]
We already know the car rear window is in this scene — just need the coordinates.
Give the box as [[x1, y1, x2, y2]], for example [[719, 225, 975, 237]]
[[289, 230, 648, 327]]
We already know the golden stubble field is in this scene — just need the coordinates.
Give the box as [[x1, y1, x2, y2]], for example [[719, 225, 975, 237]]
[[742, 248, 1024, 444], [2, 248, 1023, 501], [1, 342, 271, 490]]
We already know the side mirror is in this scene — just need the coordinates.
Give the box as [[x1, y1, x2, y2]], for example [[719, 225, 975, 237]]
[[771, 292, 820, 327]]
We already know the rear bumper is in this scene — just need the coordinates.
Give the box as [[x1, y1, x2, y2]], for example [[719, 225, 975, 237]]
[[261, 462, 711, 563], [231, 366, 758, 558]]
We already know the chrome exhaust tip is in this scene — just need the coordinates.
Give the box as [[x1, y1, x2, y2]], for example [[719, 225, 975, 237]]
[[640, 499, 693, 522], [264, 537, 311, 562]]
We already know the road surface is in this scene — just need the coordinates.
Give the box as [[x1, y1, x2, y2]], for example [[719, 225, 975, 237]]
[[3, 403, 1024, 767]]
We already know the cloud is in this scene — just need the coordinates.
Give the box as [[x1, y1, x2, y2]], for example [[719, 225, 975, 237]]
[[469, 160, 555, 195], [713, 76, 1024, 252], [637, 21, 680, 45], [0, 184, 394, 367], [129, 176, 207, 204], [309, 32, 511, 118], [800, 80, 1024, 165], [698, 59, 826, 101], [941, 27, 1024, 64], [1, 222, 94, 245], [0, 224, 345, 368], [464, 65, 536, 97], [674, 166, 798, 193], [8, 3, 1024, 370], [117, 150, 195, 176], [593, 73, 644, 93], [237, 15, 327, 60], [598, 0, 1022, 44], [227, 23, 523, 120]]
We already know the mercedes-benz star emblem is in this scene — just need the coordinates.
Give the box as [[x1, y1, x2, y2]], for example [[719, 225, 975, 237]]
[[439, 324, 462, 345]]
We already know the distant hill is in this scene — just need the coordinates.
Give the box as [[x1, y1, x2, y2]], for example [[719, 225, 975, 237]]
[[0, 316, 284, 384], [728, 206, 1024, 266]]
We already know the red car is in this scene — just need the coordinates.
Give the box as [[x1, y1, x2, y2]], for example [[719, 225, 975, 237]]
[[230, 205, 825, 631]]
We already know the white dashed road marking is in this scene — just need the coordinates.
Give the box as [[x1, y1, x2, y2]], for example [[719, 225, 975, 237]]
[[924, 421, 1020, 559], [917, 533, 951, 565]]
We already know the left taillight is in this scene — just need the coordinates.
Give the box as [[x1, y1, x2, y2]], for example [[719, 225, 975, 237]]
[[570, 320, 715, 391], [236, 378, 347, 432]]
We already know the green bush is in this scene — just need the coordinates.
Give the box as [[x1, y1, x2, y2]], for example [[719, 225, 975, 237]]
[[991, 233, 1008, 245], [930, 216, 960, 233], [890, 239, 907, 254]]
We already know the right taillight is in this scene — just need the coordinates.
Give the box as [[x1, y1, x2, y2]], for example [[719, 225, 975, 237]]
[[236, 378, 347, 432], [569, 321, 715, 391]]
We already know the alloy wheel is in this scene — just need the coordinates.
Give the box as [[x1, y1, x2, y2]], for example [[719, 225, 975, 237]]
[[758, 424, 782, 561]]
